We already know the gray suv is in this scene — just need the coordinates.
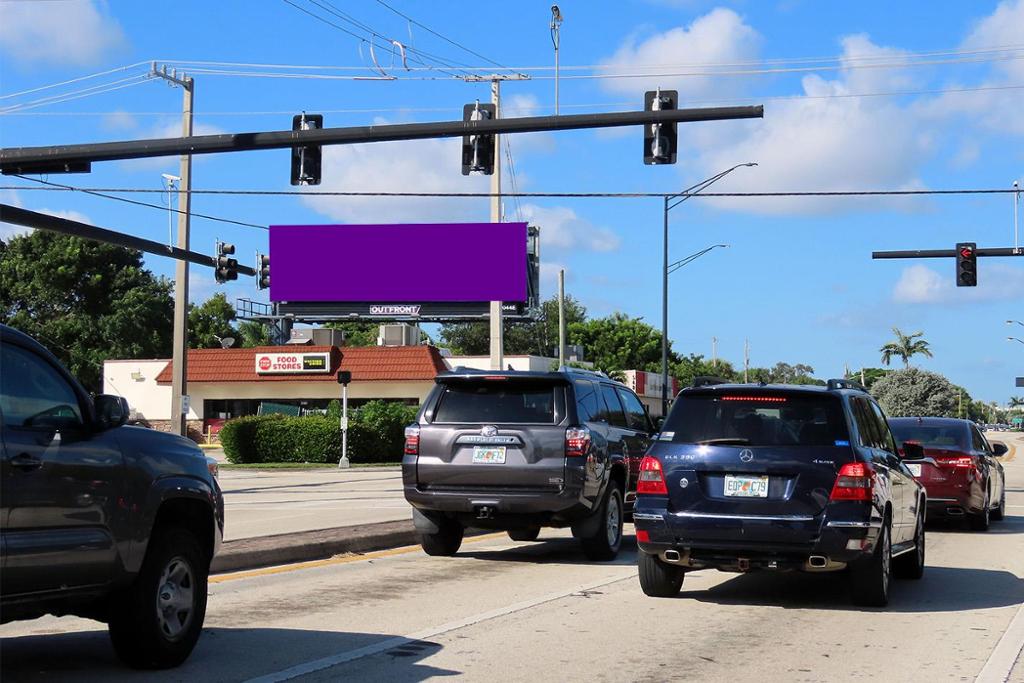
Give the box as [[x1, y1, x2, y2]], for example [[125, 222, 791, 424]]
[[402, 367, 653, 560]]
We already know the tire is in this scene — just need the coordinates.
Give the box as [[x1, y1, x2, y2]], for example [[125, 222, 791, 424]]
[[508, 527, 541, 542], [419, 518, 464, 556], [108, 527, 209, 669], [991, 488, 1006, 521], [893, 512, 925, 580], [969, 492, 991, 531], [850, 522, 891, 607], [638, 551, 685, 598], [580, 483, 624, 561]]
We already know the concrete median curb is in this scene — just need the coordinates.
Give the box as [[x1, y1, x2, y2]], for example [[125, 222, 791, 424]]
[[212, 519, 421, 573]]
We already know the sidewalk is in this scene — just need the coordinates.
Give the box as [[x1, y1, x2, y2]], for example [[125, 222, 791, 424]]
[[212, 464, 415, 572]]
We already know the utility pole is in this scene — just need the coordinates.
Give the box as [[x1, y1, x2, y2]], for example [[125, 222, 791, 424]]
[[489, 77, 504, 370], [463, 74, 530, 370], [558, 269, 566, 367], [744, 338, 750, 383], [1014, 180, 1020, 255], [712, 336, 718, 368], [153, 64, 194, 438]]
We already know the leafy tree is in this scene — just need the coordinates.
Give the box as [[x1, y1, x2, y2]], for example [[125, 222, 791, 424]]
[[672, 353, 738, 387], [880, 327, 933, 368], [323, 320, 381, 347], [439, 295, 587, 357], [871, 368, 959, 418], [846, 367, 890, 389], [188, 292, 236, 348], [568, 313, 670, 374], [0, 231, 173, 392], [237, 320, 274, 347], [1008, 396, 1024, 409]]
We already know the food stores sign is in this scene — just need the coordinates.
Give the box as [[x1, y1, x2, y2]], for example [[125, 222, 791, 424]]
[[255, 352, 331, 375]]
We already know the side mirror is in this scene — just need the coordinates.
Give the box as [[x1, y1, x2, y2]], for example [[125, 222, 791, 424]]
[[991, 441, 1008, 457], [901, 441, 926, 460], [94, 394, 129, 431]]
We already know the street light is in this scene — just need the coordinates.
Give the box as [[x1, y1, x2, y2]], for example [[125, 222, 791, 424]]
[[1009, 337, 1024, 346], [661, 163, 757, 415], [667, 244, 729, 275], [1007, 320, 1024, 328]]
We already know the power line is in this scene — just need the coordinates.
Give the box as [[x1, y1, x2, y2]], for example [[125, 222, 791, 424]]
[[5, 82, 1023, 117], [4, 185, 1017, 198], [10, 175, 268, 230], [1, 74, 153, 113]]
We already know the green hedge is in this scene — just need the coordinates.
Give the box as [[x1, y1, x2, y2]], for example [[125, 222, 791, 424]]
[[220, 400, 418, 465]]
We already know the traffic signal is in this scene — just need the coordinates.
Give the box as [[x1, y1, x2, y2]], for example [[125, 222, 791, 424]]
[[462, 101, 496, 175], [956, 242, 977, 287], [215, 241, 238, 284], [256, 252, 270, 290], [290, 113, 323, 186], [644, 89, 678, 165]]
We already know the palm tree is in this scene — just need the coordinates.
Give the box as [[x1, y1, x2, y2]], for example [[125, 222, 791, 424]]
[[1009, 396, 1024, 409], [880, 327, 933, 368]]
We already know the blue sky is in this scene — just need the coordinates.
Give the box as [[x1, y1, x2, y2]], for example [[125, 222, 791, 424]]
[[1, 0, 1022, 402]]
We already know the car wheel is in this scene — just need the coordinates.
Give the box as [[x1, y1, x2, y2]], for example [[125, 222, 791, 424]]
[[850, 521, 891, 607], [580, 483, 623, 561], [893, 511, 925, 580], [969, 492, 991, 531], [419, 517, 464, 556], [108, 527, 208, 669], [638, 551, 685, 598], [508, 527, 541, 542], [991, 488, 1006, 522]]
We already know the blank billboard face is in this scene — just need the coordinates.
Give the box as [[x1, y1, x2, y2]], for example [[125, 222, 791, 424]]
[[269, 222, 528, 303]]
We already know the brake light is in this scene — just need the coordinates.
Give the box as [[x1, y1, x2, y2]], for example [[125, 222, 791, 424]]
[[830, 461, 874, 501], [638, 456, 668, 495], [720, 396, 787, 403], [936, 455, 975, 469], [565, 426, 591, 457], [404, 426, 420, 456]]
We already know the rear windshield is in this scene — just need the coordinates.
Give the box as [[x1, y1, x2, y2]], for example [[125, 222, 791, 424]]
[[433, 382, 557, 424], [888, 421, 969, 451], [662, 393, 849, 447]]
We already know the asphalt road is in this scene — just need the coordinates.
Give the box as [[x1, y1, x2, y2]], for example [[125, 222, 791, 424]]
[[3, 434, 1023, 682]]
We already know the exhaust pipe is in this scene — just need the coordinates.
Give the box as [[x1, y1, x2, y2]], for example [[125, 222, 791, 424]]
[[663, 549, 681, 562], [946, 507, 965, 516], [804, 555, 847, 572], [808, 555, 828, 568]]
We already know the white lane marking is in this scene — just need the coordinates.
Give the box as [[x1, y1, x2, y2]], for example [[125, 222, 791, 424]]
[[975, 587, 1024, 683], [245, 571, 635, 683]]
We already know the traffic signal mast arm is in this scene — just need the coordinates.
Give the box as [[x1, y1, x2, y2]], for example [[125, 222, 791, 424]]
[[872, 247, 1024, 258], [0, 105, 762, 172]]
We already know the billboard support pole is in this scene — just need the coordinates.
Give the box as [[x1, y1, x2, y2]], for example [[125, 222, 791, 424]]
[[489, 77, 504, 371]]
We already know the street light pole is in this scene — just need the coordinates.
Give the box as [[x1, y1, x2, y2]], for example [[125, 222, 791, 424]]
[[660, 163, 756, 415], [1009, 337, 1024, 346]]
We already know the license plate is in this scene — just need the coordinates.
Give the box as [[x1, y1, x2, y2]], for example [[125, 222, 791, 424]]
[[906, 463, 922, 477], [472, 446, 506, 464], [724, 474, 769, 498]]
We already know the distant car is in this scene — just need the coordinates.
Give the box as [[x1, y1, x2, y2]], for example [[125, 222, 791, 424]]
[[402, 367, 653, 560], [633, 379, 926, 607], [1, 324, 224, 669], [888, 417, 1006, 530]]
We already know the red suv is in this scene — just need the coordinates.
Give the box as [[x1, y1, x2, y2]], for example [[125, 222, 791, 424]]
[[888, 417, 1007, 530]]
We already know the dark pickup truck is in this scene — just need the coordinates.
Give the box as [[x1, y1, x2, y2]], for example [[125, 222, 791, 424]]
[[402, 367, 653, 560], [1, 324, 224, 668]]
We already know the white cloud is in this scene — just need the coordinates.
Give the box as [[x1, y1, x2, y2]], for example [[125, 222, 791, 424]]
[[893, 263, 1024, 304], [0, 0, 125, 67], [102, 110, 139, 131], [519, 203, 620, 253], [502, 94, 556, 154], [597, 9, 762, 99], [301, 135, 489, 224]]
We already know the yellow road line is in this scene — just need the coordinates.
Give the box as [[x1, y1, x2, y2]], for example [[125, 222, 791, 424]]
[[210, 532, 507, 584]]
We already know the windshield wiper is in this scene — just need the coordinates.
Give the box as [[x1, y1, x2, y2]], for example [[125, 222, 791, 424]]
[[696, 438, 751, 445]]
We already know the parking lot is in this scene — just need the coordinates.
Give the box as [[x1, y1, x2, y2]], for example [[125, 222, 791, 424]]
[[2, 433, 1021, 682]]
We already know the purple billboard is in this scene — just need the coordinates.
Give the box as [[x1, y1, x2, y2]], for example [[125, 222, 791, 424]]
[[268, 222, 528, 303]]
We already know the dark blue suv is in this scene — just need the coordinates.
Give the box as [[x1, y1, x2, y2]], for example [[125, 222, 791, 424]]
[[633, 379, 926, 606]]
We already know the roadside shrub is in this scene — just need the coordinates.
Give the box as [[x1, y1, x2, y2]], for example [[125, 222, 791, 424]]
[[220, 400, 417, 464]]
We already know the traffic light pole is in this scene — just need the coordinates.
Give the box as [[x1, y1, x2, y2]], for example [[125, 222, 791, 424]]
[[489, 78, 504, 371]]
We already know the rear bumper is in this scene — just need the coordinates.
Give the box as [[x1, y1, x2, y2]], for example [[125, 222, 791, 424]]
[[403, 484, 591, 527], [923, 481, 984, 516], [633, 505, 882, 567]]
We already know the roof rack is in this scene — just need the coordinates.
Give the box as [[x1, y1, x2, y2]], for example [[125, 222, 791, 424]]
[[692, 376, 730, 388], [558, 366, 609, 379], [826, 378, 868, 393]]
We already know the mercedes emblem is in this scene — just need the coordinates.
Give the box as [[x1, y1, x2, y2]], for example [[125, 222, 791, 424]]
[[481, 425, 498, 437], [739, 449, 754, 463]]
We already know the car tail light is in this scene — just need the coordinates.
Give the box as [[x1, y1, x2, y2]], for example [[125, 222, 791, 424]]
[[404, 426, 420, 456], [638, 456, 668, 495], [636, 530, 651, 543], [830, 461, 874, 501], [565, 426, 591, 457], [936, 455, 975, 469]]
